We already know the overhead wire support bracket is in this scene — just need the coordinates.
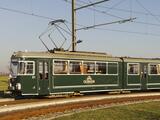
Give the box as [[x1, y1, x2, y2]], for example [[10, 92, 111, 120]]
[[76, 17, 136, 31], [72, 0, 110, 51], [75, 0, 110, 11]]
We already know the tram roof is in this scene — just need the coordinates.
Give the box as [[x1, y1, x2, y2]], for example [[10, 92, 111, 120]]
[[122, 57, 160, 63], [12, 51, 160, 63], [12, 50, 120, 61]]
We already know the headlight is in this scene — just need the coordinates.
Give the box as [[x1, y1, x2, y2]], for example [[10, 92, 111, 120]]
[[16, 83, 21, 90], [9, 83, 12, 88]]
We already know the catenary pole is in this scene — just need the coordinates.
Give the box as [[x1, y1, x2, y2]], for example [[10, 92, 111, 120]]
[[72, 0, 76, 51]]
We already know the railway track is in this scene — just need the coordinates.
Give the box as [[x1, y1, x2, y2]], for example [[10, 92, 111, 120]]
[[0, 92, 160, 120]]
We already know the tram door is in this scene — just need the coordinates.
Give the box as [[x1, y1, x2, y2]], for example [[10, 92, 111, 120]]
[[37, 60, 50, 95], [140, 63, 148, 90]]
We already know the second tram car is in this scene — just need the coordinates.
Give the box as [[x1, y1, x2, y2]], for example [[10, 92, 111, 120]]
[[9, 50, 160, 96]]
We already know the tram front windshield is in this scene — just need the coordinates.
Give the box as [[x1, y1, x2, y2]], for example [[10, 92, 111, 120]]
[[10, 61, 34, 76], [10, 61, 18, 77]]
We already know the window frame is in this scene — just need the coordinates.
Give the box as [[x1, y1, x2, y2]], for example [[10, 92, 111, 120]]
[[18, 61, 35, 76], [52, 59, 120, 76], [148, 63, 160, 75], [10, 61, 18, 76], [69, 60, 83, 75], [53, 60, 69, 75], [127, 63, 140, 75], [95, 62, 107, 75], [83, 61, 96, 75], [108, 62, 118, 75]]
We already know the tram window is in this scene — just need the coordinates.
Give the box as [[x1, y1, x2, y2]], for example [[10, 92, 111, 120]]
[[18, 61, 35, 75], [157, 64, 160, 74], [26, 62, 34, 74], [83, 62, 95, 74], [108, 63, 118, 75], [54, 61, 68, 74], [128, 63, 139, 75], [39, 62, 43, 79], [69, 61, 81, 74], [44, 62, 48, 79], [149, 64, 160, 75], [96, 62, 106, 74], [19, 62, 25, 74]]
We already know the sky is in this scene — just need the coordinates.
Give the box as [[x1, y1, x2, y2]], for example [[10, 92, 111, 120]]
[[0, 0, 160, 72]]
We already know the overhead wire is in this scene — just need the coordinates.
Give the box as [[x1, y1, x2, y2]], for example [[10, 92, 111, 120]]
[[89, 3, 160, 28], [79, 0, 160, 27], [87, 0, 96, 26], [76, 0, 124, 19], [61, 0, 160, 37], [62, 0, 124, 19], [76, 0, 160, 27], [78, 0, 127, 13], [91, 27, 160, 37], [76, 18, 136, 31], [135, 0, 160, 23], [75, 0, 110, 11], [0, 4, 87, 29], [75, 0, 160, 37], [1, 4, 159, 29], [63, 0, 160, 27], [77, 0, 160, 18], [0, 6, 56, 20], [105, 0, 127, 12], [0, 0, 160, 38]]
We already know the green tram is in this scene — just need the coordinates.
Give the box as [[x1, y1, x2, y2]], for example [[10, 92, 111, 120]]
[[9, 50, 160, 96]]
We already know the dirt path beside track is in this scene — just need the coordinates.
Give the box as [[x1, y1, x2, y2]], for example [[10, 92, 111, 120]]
[[0, 94, 160, 120]]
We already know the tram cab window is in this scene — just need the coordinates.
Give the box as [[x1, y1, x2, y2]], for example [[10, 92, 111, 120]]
[[149, 64, 160, 75], [96, 62, 106, 74], [108, 63, 118, 75], [18, 61, 35, 75], [83, 62, 95, 74], [69, 61, 81, 74], [19, 62, 25, 74], [10, 61, 18, 77], [128, 63, 139, 75], [54, 61, 68, 74], [26, 62, 34, 74]]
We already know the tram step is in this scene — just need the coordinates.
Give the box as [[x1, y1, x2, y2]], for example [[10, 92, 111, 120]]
[[121, 91, 131, 94], [108, 91, 121, 95]]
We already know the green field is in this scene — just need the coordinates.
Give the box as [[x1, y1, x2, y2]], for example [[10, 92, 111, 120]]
[[54, 101, 160, 120], [0, 76, 8, 91]]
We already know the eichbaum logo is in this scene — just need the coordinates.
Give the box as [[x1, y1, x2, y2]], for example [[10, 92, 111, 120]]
[[83, 76, 95, 84]]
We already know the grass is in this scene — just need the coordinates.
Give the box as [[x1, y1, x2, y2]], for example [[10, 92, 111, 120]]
[[0, 75, 8, 91], [54, 101, 160, 120]]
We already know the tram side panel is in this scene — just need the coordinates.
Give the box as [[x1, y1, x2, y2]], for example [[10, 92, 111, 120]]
[[36, 59, 51, 95], [123, 59, 142, 91], [19, 59, 39, 95], [147, 62, 160, 90], [50, 60, 123, 94], [123, 58, 160, 91]]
